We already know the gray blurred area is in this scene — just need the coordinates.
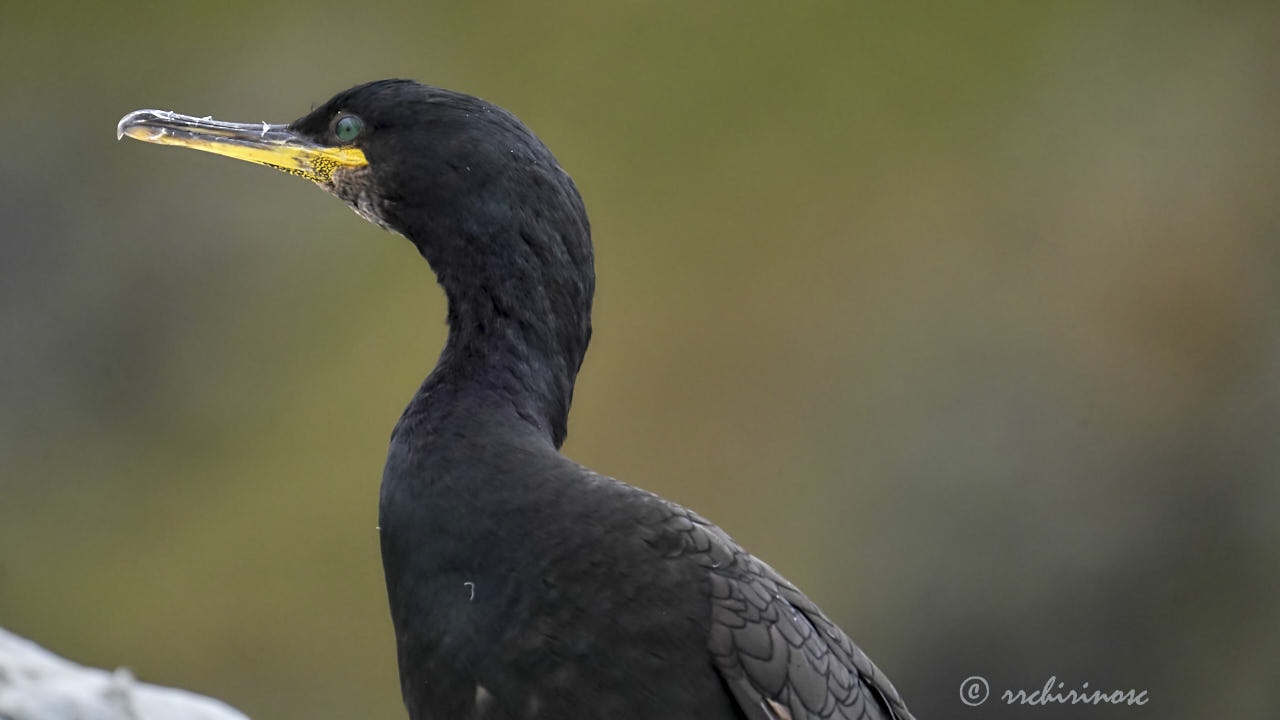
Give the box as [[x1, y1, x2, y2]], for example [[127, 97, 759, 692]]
[[2, 2, 1277, 719]]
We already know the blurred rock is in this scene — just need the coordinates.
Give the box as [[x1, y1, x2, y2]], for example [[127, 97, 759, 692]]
[[0, 627, 249, 720]]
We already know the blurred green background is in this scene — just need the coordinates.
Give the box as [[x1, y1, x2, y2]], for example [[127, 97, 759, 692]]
[[2, 1, 1278, 718]]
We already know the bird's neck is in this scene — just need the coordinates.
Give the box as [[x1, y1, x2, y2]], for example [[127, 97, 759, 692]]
[[390, 160, 594, 450], [395, 254, 593, 451]]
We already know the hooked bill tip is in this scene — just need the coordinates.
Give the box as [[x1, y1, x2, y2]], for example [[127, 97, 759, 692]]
[[117, 110, 147, 141], [116, 109, 172, 141]]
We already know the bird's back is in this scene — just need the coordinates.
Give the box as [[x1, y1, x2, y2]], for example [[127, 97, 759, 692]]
[[379, 428, 911, 720]]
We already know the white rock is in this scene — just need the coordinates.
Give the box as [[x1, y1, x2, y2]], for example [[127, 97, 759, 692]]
[[0, 627, 250, 720]]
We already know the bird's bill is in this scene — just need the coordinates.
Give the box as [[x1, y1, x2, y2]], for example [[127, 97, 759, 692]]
[[116, 109, 367, 183]]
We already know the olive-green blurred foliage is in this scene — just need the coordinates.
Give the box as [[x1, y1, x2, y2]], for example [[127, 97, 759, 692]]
[[2, 1, 1278, 718]]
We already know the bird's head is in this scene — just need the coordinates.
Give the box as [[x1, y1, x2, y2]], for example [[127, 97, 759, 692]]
[[118, 79, 591, 284]]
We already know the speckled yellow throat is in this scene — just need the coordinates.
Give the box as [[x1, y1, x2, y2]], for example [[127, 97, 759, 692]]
[[117, 109, 367, 183]]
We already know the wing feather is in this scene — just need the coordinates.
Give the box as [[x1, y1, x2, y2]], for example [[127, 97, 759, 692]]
[[643, 503, 915, 720]]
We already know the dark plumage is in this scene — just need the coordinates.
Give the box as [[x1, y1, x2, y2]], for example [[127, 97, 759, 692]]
[[120, 79, 915, 720]]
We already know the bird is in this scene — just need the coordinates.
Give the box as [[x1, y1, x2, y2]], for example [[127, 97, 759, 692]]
[[117, 79, 916, 720]]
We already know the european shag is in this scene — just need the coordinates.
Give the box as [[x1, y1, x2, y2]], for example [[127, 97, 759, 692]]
[[118, 79, 915, 720]]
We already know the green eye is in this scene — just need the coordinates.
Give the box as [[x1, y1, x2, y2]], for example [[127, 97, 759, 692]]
[[334, 114, 363, 142]]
